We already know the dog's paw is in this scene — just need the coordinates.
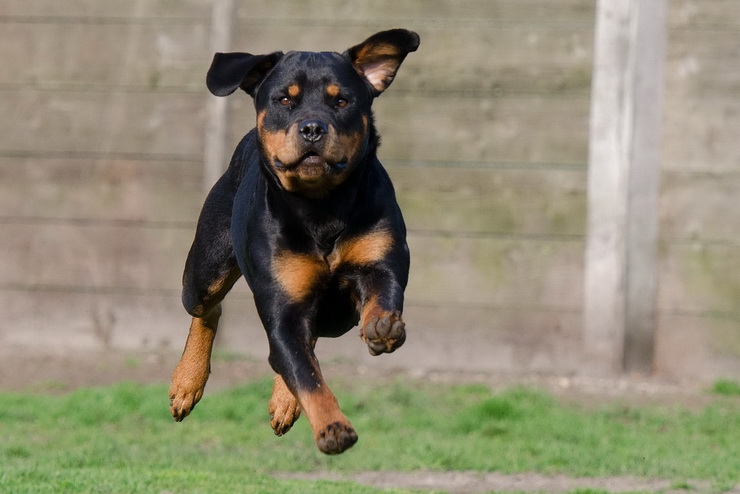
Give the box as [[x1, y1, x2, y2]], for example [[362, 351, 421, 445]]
[[362, 310, 406, 356], [168, 381, 204, 422], [269, 377, 301, 436], [316, 421, 358, 455], [169, 363, 209, 422]]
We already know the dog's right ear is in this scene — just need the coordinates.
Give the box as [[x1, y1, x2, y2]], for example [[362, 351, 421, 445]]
[[206, 52, 284, 97], [346, 29, 420, 96]]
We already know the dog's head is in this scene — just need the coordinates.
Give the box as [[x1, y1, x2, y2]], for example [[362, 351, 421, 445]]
[[206, 29, 419, 198]]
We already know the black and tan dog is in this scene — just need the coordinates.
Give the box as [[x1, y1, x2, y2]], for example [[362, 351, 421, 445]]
[[168, 29, 419, 455]]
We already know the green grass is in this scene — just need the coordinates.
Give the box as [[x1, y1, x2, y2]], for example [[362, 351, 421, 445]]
[[712, 379, 740, 396], [0, 378, 738, 493]]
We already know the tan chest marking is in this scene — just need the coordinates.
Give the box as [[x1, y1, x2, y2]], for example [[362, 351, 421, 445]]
[[328, 229, 393, 270], [273, 230, 394, 303], [273, 252, 328, 303]]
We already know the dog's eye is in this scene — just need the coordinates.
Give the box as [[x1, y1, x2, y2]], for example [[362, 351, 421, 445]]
[[335, 98, 348, 109], [277, 96, 292, 107]]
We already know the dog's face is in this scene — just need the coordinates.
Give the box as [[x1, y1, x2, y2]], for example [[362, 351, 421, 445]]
[[206, 29, 420, 198], [253, 52, 374, 196]]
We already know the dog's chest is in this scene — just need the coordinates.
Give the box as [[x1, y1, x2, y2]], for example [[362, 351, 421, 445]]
[[272, 227, 393, 303]]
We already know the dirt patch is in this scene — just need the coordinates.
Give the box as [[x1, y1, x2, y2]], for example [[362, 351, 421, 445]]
[[281, 471, 735, 494]]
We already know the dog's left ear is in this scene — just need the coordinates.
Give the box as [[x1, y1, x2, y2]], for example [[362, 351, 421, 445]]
[[345, 29, 420, 96], [206, 51, 284, 97]]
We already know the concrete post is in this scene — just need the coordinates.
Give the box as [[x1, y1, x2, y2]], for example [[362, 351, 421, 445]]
[[583, 0, 667, 374], [203, 0, 236, 191]]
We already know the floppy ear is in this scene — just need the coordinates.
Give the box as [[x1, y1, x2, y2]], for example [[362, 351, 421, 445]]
[[345, 29, 420, 96], [206, 51, 284, 97]]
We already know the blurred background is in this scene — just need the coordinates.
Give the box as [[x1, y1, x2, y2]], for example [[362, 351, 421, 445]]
[[1, 0, 738, 382]]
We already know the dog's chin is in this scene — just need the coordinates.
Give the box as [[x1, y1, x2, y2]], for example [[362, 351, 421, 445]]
[[295, 154, 330, 180]]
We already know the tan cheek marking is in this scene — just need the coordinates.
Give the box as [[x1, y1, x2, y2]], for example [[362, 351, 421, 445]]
[[338, 130, 364, 162], [258, 112, 303, 191], [273, 252, 328, 302], [329, 230, 394, 270], [257, 111, 283, 153], [257, 110, 282, 162], [323, 117, 367, 170], [259, 130, 287, 165]]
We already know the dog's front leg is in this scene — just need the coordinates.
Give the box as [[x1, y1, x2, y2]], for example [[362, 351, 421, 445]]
[[260, 304, 357, 455], [356, 264, 409, 356]]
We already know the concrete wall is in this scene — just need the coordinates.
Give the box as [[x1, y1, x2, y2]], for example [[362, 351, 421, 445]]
[[1, 0, 738, 379]]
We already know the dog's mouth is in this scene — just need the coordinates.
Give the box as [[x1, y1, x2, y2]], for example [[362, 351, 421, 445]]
[[275, 152, 348, 175], [268, 148, 357, 197], [297, 151, 326, 168]]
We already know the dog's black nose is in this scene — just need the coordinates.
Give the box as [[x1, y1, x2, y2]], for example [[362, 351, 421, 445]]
[[299, 120, 328, 142]]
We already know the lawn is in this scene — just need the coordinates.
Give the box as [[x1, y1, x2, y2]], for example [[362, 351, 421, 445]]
[[0, 377, 738, 493]]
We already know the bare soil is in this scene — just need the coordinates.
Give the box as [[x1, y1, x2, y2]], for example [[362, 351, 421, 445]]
[[280, 471, 735, 494], [1, 348, 734, 493]]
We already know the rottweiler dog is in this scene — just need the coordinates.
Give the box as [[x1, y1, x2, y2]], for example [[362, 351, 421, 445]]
[[169, 29, 419, 455]]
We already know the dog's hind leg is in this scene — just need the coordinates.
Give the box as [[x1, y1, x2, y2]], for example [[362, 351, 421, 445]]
[[169, 304, 223, 421], [268, 374, 301, 435], [169, 174, 242, 421], [170, 255, 241, 422]]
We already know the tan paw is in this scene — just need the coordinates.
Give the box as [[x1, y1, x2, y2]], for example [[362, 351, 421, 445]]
[[268, 375, 301, 436], [169, 380, 204, 422], [168, 362, 209, 422]]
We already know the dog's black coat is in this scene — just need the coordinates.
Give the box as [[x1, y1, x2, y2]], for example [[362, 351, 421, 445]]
[[170, 29, 419, 455]]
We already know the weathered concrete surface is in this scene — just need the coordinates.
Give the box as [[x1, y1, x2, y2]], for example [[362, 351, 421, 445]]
[[1, 0, 739, 380]]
